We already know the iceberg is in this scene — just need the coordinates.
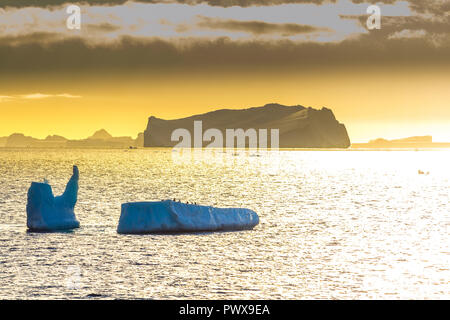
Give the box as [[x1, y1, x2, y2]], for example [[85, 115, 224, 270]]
[[117, 200, 259, 234], [26, 166, 80, 231]]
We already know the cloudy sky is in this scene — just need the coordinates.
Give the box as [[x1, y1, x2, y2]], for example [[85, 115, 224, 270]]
[[1, 0, 449, 141]]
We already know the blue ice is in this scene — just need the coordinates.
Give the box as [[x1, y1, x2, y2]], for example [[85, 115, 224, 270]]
[[117, 200, 259, 234], [26, 166, 80, 231]]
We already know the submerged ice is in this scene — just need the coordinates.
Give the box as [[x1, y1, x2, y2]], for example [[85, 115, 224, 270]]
[[26, 166, 80, 231], [117, 200, 259, 234]]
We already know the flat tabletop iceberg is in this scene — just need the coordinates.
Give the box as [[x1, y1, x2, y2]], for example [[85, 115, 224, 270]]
[[117, 200, 259, 234], [26, 166, 80, 231]]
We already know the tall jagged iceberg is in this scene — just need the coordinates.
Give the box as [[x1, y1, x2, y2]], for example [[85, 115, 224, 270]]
[[117, 200, 259, 234], [144, 103, 350, 148], [26, 166, 80, 231]]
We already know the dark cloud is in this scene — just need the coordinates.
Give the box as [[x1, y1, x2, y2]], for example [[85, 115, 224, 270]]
[[0, 32, 65, 47], [1, 33, 449, 77], [408, 0, 450, 15], [85, 23, 122, 33], [1, 0, 447, 17], [7, 0, 443, 10], [352, 0, 450, 15], [0, 0, 119, 8], [3, 0, 447, 12], [0, 0, 333, 9], [442, 2, 450, 12], [1, 0, 448, 76], [197, 17, 329, 35]]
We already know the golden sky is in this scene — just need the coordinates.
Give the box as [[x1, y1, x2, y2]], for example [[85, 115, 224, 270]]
[[1, 0, 449, 142]]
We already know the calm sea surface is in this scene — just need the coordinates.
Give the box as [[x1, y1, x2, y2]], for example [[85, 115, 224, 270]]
[[0, 148, 448, 299]]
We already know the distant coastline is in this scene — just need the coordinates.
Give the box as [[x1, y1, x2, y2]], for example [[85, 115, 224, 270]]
[[352, 136, 450, 149], [0, 129, 143, 149], [2, 131, 450, 150]]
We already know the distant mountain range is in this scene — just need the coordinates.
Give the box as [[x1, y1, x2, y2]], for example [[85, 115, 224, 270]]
[[144, 103, 351, 148], [0, 129, 143, 148], [352, 136, 450, 148]]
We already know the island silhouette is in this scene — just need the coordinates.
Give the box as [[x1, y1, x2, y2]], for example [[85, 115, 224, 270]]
[[0, 130, 143, 148], [352, 136, 450, 149], [144, 103, 351, 148], [0, 103, 351, 149]]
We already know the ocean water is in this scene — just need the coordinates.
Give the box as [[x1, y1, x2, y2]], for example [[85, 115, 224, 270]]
[[0, 148, 448, 299]]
